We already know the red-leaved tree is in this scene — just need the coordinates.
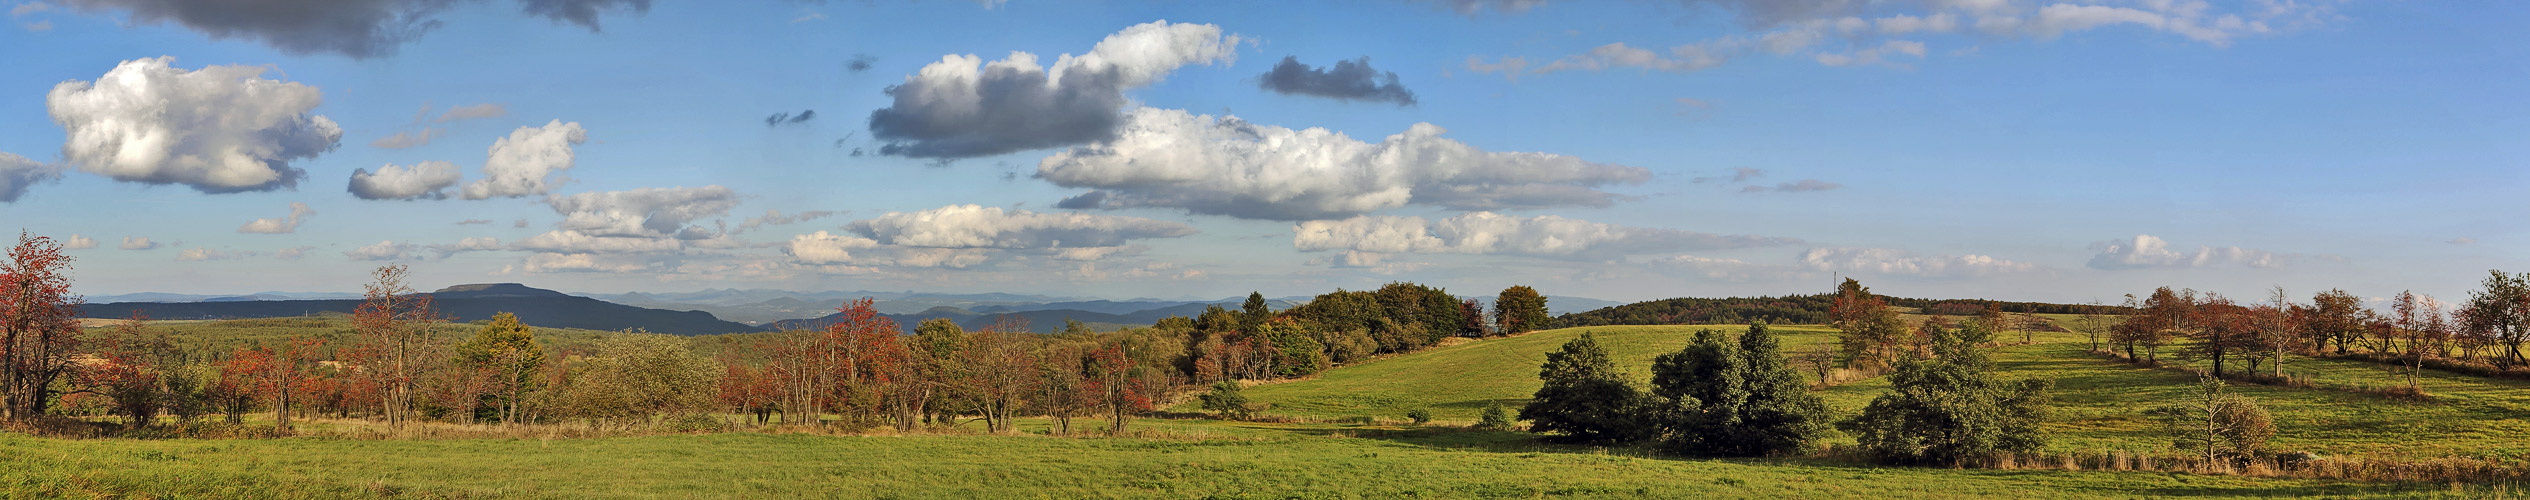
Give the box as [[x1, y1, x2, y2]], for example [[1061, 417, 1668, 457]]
[[1, 232, 82, 422]]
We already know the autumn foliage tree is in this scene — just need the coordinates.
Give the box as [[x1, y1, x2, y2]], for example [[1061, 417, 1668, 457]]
[[1831, 278, 1906, 368], [1, 232, 82, 422], [350, 264, 445, 429]]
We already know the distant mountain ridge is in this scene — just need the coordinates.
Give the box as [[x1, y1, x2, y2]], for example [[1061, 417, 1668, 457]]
[[80, 283, 756, 336]]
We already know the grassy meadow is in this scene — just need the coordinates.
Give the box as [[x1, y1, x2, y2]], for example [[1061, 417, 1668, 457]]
[[1222, 323, 2530, 462], [9, 318, 2529, 498], [0, 418, 2489, 499]]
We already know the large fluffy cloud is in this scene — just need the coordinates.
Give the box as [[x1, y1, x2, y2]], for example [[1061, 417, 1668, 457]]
[[1797, 247, 2039, 278], [866, 20, 1240, 159], [1256, 56, 1417, 106], [238, 202, 315, 234], [348, 161, 462, 200], [2087, 234, 2288, 270], [1041, 108, 1653, 220], [1292, 211, 1795, 259], [462, 120, 586, 199], [0, 152, 59, 203], [847, 204, 1195, 249], [57, 0, 650, 58], [47, 57, 342, 194]]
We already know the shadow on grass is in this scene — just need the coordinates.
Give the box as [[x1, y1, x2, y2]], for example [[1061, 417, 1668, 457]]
[[1230, 420, 2451, 498]]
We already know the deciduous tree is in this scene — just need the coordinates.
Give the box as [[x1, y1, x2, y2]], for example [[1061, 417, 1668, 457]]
[[351, 264, 446, 429], [0, 232, 82, 422], [1518, 333, 1645, 443], [455, 312, 544, 426], [1494, 286, 1551, 336]]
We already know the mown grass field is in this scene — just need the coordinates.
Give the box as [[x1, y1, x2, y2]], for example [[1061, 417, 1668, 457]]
[[1221, 324, 2530, 462], [0, 418, 2488, 499]]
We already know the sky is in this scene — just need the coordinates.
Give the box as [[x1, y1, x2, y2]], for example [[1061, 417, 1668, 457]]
[[0, 0, 2521, 306]]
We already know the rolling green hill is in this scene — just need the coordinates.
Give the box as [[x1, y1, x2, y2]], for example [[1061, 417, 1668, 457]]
[[1218, 323, 2530, 462]]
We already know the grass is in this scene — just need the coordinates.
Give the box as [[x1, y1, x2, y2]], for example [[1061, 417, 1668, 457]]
[[0, 419, 2484, 499], [18, 318, 2530, 498], [1224, 324, 2530, 462]]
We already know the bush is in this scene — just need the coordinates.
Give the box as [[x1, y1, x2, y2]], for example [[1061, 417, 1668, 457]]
[[1197, 380, 1255, 420], [2155, 377, 2276, 463], [1475, 403, 1515, 431], [1517, 334, 1649, 443], [1405, 408, 1432, 425]]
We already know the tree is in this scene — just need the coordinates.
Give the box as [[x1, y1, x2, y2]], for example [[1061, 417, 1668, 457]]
[[2306, 289, 2369, 355], [561, 333, 719, 427], [1084, 342, 1161, 435], [2111, 288, 2196, 363], [2073, 301, 2111, 353], [1240, 292, 1272, 333], [455, 312, 545, 427], [1838, 321, 2051, 465], [1494, 286, 1552, 336], [1830, 278, 1906, 368], [1458, 298, 1494, 338], [2185, 294, 2258, 378], [239, 337, 323, 433], [1, 232, 82, 422], [1518, 333, 1645, 443], [91, 313, 173, 427], [350, 264, 446, 429], [960, 324, 1035, 433], [2463, 271, 2529, 365], [1196, 380, 1254, 420], [1033, 344, 1091, 434], [2153, 376, 2274, 464], [912, 318, 967, 425], [1649, 322, 1830, 456], [1258, 318, 1326, 378]]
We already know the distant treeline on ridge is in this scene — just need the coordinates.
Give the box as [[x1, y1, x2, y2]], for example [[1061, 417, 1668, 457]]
[[1555, 294, 2129, 327]]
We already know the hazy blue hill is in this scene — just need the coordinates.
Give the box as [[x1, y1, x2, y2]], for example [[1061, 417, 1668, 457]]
[[80, 283, 757, 335]]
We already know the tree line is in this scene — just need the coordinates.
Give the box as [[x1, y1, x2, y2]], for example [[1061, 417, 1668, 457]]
[[2, 233, 1558, 435], [1555, 291, 2129, 329]]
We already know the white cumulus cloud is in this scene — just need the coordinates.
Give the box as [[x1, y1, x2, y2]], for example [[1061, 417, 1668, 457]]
[[1293, 211, 1795, 259], [867, 20, 1240, 159], [119, 236, 159, 250], [1042, 108, 1654, 220], [461, 120, 586, 199], [62, 234, 96, 249], [46, 57, 342, 193], [846, 204, 1195, 249]]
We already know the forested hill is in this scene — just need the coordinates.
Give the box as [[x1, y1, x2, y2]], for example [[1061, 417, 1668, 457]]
[[1554, 294, 2126, 327], [78, 283, 760, 336]]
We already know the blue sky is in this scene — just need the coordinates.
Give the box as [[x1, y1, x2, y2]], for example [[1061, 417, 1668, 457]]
[[0, 0, 2520, 306]]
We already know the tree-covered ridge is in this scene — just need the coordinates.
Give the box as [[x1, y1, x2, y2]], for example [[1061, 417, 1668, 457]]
[[1556, 293, 2132, 327]]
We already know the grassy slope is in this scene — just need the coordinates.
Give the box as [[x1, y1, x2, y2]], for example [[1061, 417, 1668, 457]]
[[0, 420, 2462, 499], [1228, 324, 2530, 461]]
